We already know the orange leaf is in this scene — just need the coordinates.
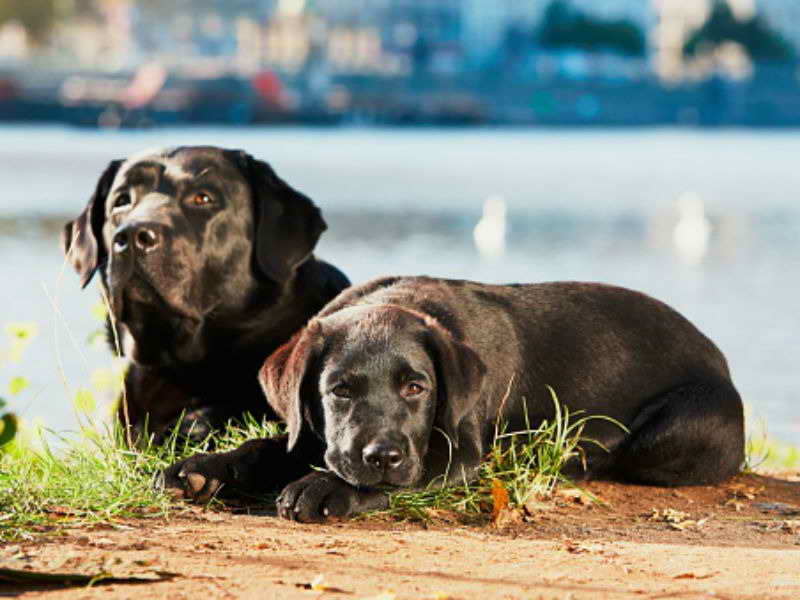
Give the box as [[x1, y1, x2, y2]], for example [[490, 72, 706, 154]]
[[491, 479, 509, 522]]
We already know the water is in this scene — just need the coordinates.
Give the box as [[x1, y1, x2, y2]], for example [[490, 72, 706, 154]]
[[1, 124, 798, 446]]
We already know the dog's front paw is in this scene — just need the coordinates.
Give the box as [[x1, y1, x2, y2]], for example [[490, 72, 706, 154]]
[[160, 453, 231, 503], [277, 471, 384, 523]]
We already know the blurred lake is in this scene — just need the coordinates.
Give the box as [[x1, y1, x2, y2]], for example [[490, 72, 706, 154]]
[[1, 124, 798, 446]]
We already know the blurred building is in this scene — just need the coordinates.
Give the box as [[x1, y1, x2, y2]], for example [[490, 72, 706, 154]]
[[459, 1, 546, 67], [651, 0, 711, 82], [569, 0, 652, 25], [755, 0, 800, 52], [0, 0, 798, 118], [308, 0, 658, 75], [132, 0, 271, 71], [651, 0, 798, 83]]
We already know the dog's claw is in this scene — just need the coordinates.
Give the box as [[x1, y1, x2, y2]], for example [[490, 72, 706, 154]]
[[186, 473, 207, 495]]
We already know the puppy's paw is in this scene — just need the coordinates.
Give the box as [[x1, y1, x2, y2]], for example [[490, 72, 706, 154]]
[[159, 453, 230, 503], [277, 471, 376, 523]]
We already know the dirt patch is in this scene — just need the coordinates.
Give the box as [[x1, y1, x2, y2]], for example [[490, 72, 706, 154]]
[[3, 472, 799, 599]]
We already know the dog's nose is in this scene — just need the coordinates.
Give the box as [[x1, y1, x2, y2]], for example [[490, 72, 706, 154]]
[[363, 442, 405, 471], [134, 227, 159, 252], [113, 224, 161, 254]]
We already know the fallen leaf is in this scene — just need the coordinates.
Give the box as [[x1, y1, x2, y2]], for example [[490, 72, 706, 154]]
[[523, 498, 554, 515], [295, 574, 349, 594], [491, 479, 509, 522], [648, 508, 688, 522], [493, 506, 523, 529], [562, 540, 605, 554], [674, 572, 717, 580], [311, 573, 327, 591], [726, 483, 764, 500], [556, 487, 594, 505], [649, 508, 707, 531], [781, 520, 800, 534]]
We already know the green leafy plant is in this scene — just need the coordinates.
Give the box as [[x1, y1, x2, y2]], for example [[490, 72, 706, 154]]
[[385, 387, 625, 521], [0, 398, 18, 449], [0, 413, 282, 542], [745, 416, 800, 471], [0, 322, 37, 451]]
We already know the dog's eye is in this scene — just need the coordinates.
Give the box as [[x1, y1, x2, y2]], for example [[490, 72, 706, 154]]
[[188, 193, 214, 207], [113, 193, 131, 209], [404, 383, 425, 396], [332, 385, 352, 398]]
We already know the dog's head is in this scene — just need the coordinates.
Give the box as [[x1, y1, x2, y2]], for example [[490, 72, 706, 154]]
[[62, 146, 326, 366], [259, 304, 487, 488]]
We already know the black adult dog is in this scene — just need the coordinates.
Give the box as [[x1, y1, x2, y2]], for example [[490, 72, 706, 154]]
[[164, 276, 745, 520], [62, 146, 349, 441]]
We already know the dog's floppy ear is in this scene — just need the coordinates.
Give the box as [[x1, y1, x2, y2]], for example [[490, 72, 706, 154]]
[[228, 150, 327, 285], [258, 321, 324, 451], [62, 159, 123, 288], [425, 318, 487, 449]]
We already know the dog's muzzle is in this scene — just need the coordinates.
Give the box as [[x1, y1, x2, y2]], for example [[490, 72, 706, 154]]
[[112, 221, 166, 256]]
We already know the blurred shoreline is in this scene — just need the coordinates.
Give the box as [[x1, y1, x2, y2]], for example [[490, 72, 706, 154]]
[[4, 64, 800, 128]]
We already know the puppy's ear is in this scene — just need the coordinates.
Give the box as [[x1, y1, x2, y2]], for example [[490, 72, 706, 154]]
[[425, 319, 487, 449], [228, 150, 327, 285], [62, 159, 123, 288], [258, 321, 324, 451]]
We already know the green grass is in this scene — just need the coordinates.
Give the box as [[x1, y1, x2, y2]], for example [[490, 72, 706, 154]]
[[386, 398, 800, 523], [383, 387, 623, 521], [1, 385, 617, 539], [0, 308, 280, 542], [0, 414, 281, 542], [745, 417, 800, 472]]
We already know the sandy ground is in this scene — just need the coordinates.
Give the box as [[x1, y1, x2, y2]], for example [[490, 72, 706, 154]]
[[2, 472, 799, 599]]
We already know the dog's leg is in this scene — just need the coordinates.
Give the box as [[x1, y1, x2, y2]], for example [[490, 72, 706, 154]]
[[277, 472, 389, 522], [161, 435, 324, 502], [599, 380, 745, 486]]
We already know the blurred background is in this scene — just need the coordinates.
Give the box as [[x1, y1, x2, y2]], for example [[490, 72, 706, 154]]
[[0, 0, 798, 452]]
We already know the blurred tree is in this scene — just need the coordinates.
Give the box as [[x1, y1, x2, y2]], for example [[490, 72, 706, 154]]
[[0, 0, 100, 45], [684, 0, 794, 61], [0, 0, 60, 44], [538, 0, 645, 57]]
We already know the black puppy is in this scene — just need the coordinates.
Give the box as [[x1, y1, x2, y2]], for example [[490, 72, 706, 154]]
[[62, 146, 348, 441], [164, 276, 745, 520]]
